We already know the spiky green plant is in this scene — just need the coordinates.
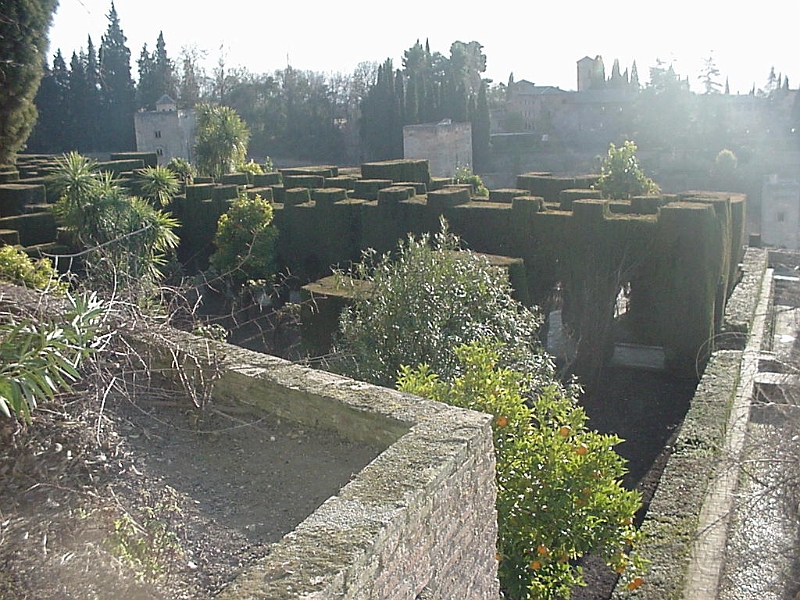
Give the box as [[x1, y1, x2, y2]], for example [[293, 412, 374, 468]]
[[0, 292, 106, 421], [135, 165, 179, 207]]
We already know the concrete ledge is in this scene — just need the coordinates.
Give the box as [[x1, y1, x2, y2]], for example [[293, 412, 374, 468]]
[[137, 325, 502, 599]]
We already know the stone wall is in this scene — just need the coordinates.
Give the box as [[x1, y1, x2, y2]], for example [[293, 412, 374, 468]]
[[138, 324, 501, 599], [403, 120, 473, 177]]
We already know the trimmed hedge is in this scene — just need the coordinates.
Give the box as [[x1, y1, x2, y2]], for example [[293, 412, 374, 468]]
[[0, 184, 46, 216], [426, 187, 471, 210], [352, 179, 393, 201], [220, 172, 249, 185], [252, 172, 283, 186], [284, 174, 325, 189], [360, 159, 430, 184], [284, 187, 312, 206], [0, 212, 57, 247], [489, 188, 528, 204], [377, 186, 415, 206], [312, 187, 349, 206]]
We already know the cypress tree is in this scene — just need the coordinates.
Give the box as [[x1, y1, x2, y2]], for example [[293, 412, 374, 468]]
[[0, 0, 59, 163], [99, 2, 135, 150]]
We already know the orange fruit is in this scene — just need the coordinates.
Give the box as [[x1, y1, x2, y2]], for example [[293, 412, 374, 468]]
[[495, 552, 502, 562], [537, 544, 549, 556], [559, 425, 571, 437], [530, 560, 542, 571], [576, 444, 588, 455], [627, 576, 644, 591], [496, 415, 509, 427]]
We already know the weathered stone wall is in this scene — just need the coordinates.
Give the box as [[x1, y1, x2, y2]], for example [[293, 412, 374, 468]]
[[403, 121, 473, 178], [137, 325, 501, 599]]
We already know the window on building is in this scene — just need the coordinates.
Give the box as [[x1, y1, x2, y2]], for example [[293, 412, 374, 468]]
[[155, 131, 162, 138], [156, 148, 164, 157]]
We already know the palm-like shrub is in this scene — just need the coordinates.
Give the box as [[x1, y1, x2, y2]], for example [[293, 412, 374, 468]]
[[51, 152, 180, 295], [194, 104, 250, 180], [135, 165, 179, 208]]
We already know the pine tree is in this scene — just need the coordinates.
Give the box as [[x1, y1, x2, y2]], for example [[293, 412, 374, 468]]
[[471, 81, 491, 172], [630, 61, 640, 90], [153, 32, 177, 101], [27, 53, 67, 152], [84, 37, 102, 150], [0, 0, 59, 163], [99, 2, 135, 150], [67, 51, 90, 150], [136, 43, 156, 109], [177, 46, 205, 108]]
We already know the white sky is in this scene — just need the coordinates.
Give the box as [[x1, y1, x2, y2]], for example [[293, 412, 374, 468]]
[[48, 0, 799, 94]]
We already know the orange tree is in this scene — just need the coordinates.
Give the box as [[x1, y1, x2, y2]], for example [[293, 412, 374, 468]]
[[398, 341, 645, 599]]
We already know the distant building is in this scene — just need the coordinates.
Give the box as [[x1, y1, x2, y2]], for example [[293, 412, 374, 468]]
[[577, 55, 606, 92], [133, 95, 196, 165], [762, 174, 800, 249], [505, 80, 570, 134], [403, 120, 472, 178]]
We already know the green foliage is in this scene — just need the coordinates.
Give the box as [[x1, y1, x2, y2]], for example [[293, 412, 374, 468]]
[[0, 0, 59, 163], [52, 152, 180, 293], [237, 159, 264, 177], [334, 219, 547, 387], [194, 103, 250, 180], [398, 342, 645, 599], [714, 148, 738, 172], [454, 165, 489, 197], [109, 486, 184, 582], [0, 292, 105, 421], [166, 156, 195, 185], [135, 165, 180, 207], [0, 245, 67, 295], [594, 141, 659, 200], [209, 192, 278, 292]]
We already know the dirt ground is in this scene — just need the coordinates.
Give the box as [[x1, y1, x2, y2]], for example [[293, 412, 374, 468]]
[[0, 385, 384, 600]]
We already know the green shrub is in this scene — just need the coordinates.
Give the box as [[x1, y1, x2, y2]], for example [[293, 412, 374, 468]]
[[0, 245, 67, 294], [454, 165, 489, 197], [593, 141, 659, 200], [0, 292, 105, 421], [398, 341, 645, 599], [209, 192, 278, 292], [334, 219, 547, 387]]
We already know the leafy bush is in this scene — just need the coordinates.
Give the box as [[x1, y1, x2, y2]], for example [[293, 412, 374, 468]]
[[454, 165, 489, 197], [0, 292, 105, 421], [209, 192, 278, 293], [594, 140, 659, 200], [398, 341, 645, 599], [0, 245, 67, 294], [334, 219, 548, 387]]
